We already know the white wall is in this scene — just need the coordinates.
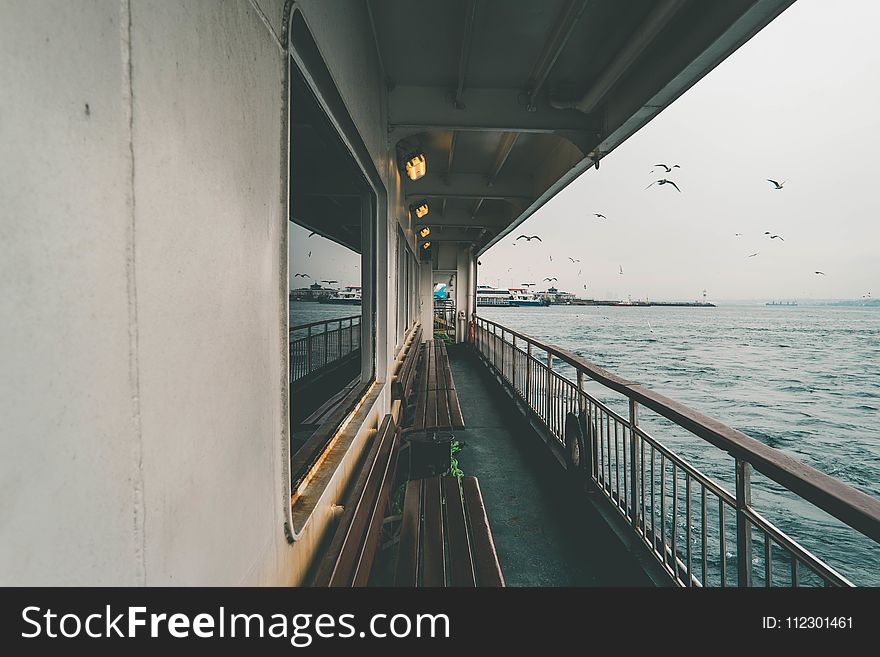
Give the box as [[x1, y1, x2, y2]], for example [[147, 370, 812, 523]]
[[0, 0, 141, 586], [130, 0, 287, 585], [0, 0, 415, 585]]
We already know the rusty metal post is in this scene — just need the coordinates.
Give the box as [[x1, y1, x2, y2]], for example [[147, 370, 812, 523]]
[[306, 325, 312, 374], [526, 342, 533, 407], [511, 334, 517, 391], [736, 459, 753, 587], [629, 399, 640, 529]]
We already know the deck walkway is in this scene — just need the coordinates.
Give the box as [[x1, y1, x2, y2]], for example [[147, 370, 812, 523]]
[[447, 344, 655, 586]]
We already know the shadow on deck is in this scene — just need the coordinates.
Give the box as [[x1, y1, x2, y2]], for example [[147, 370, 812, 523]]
[[447, 344, 658, 586]]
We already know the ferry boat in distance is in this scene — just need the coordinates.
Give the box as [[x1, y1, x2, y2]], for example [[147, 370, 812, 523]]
[[324, 285, 362, 305], [476, 285, 548, 307], [509, 287, 550, 307]]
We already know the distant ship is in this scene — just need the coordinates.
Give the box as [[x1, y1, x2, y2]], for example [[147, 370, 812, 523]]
[[324, 286, 362, 305], [476, 285, 548, 307], [766, 300, 797, 306]]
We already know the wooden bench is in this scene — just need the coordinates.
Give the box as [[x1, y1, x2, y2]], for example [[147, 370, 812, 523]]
[[396, 476, 504, 586], [391, 324, 422, 403], [310, 414, 400, 586], [410, 340, 465, 431]]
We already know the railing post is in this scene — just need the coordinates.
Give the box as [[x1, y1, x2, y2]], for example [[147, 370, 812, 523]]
[[629, 399, 640, 529], [546, 353, 553, 421], [578, 371, 592, 481], [306, 325, 312, 374], [500, 328, 505, 380], [735, 459, 753, 587], [511, 335, 517, 391], [526, 342, 533, 407], [323, 323, 329, 367]]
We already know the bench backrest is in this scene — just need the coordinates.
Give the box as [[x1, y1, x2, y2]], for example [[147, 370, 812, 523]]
[[391, 325, 422, 402], [311, 414, 399, 586]]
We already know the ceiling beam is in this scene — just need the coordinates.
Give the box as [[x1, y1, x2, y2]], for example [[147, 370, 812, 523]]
[[525, 0, 590, 110], [446, 132, 457, 178], [470, 198, 484, 218], [388, 85, 600, 142], [454, 0, 479, 109], [550, 0, 688, 113], [486, 132, 520, 187], [417, 209, 511, 230], [405, 172, 534, 202]]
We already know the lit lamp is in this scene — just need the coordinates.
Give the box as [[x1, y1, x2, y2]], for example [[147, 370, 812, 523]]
[[418, 226, 431, 239], [421, 241, 431, 250], [411, 201, 429, 219], [404, 152, 426, 181]]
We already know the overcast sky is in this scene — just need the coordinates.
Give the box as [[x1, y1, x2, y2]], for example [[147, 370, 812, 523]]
[[292, 0, 880, 301], [480, 0, 880, 301]]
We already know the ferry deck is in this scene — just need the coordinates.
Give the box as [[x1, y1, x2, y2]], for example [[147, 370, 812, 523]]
[[3, 0, 878, 587]]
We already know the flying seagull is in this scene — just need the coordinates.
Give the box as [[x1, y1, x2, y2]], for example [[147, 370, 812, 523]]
[[549, 255, 553, 262], [577, 269, 582, 276], [748, 252, 759, 258], [594, 213, 607, 220], [516, 235, 542, 242], [308, 251, 311, 258], [619, 265, 624, 275], [477, 260, 482, 266], [814, 271, 826, 276], [767, 179, 785, 190], [294, 273, 310, 278], [308, 231, 317, 238], [321, 279, 339, 284], [544, 277, 558, 282], [735, 233, 743, 237], [645, 179, 681, 192], [568, 257, 580, 263], [652, 164, 680, 173], [764, 232, 785, 241]]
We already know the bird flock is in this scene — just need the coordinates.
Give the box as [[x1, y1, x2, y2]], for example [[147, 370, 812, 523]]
[[504, 163, 839, 293]]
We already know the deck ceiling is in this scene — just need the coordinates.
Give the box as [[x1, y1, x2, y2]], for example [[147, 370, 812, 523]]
[[370, 0, 795, 253]]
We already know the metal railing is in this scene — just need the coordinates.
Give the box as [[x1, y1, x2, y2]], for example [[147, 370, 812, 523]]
[[433, 299, 456, 340], [289, 315, 361, 384], [474, 316, 880, 587]]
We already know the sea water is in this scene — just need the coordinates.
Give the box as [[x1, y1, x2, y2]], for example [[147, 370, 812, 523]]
[[480, 304, 880, 586]]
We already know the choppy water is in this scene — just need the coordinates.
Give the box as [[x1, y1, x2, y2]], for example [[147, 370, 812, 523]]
[[480, 304, 880, 586], [289, 300, 362, 328]]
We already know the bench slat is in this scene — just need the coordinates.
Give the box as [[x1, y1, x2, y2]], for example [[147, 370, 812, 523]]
[[425, 388, 438, 430], [435, 343, 447, 390], [351, 436, 399, 586], [395, 479, 422, 586], [426, 342, 437, 390], [442, 477, 476, 586], [313, 415, 397, 586], [422, 476, 446, 586], [435, 383, 451, 428], [413, 345, 428, 429], [462, 477, 505, 587], [447, 389, 465, 428]]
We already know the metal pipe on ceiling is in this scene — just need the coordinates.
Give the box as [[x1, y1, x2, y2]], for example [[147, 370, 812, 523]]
[[525, 0, 590, 111], [446, 132, 458, 179], [454, 0, 479, 109], [549, 0, 689, 114], [486, 132, 520, 187]]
